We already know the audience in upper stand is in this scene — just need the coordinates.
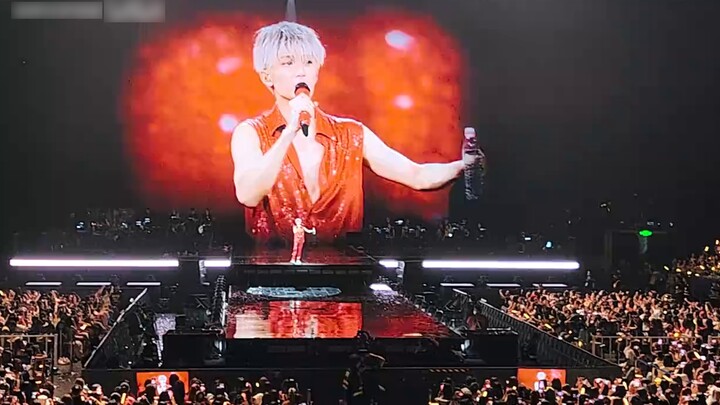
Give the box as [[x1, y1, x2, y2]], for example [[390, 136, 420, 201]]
[[673, 240, 720, 279], [503, 289, 717, 345]]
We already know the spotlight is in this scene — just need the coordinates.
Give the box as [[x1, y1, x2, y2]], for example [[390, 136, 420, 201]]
[[379, 259, 400, 269], [369, 283, 392, 292]]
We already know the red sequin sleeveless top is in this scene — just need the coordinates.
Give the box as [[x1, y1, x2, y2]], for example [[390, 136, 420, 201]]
[[242, 105, 364, 242]]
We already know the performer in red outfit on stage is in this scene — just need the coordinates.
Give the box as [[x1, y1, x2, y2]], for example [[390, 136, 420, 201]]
[[291, 217, 316, 264]]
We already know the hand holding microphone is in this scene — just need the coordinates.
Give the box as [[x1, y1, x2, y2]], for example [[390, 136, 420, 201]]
[[289, 82, 315, 137]]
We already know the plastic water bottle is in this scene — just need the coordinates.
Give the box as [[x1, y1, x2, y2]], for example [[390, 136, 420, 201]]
[[463, 127, 485, 200]]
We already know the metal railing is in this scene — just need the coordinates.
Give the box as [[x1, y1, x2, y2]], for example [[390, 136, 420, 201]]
[[56, 328, 76, 371], [84, 289, 150, 369], [591, 335, 684, 364], [210, 275, 227, 328], [477, 300, 620, 374], [591, 334, 712, 365], [0, 334, 58, 382]]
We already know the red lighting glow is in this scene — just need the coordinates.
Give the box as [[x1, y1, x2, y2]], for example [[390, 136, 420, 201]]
[[226, 301, 362, 339]]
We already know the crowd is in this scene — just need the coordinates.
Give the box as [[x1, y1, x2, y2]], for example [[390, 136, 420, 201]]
[[12, 364, 720, 405], [0, 287, 120, 403], [430, 370, 720, 405], [1, 286, 119, 362], [672, 240, 720, 279], [502, 289, 718, 346], [497, 283, 720, 403], [3, 375, 310, 405], [504, 286, 720, 388], [502, 239, 720, 345]]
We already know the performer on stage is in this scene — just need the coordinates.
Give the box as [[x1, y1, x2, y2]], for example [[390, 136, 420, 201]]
[[231, 21, 484, 242], [291, 217, 316, 264]]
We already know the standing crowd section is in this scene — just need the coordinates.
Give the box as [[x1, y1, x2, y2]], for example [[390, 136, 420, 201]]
[[0, 286, 120, 403]]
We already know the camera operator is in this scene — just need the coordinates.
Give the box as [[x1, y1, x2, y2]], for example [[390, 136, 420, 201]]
[[341, 331, 386, 405]]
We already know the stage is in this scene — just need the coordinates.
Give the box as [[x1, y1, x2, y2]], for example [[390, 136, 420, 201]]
[[232, 245, 373, 266], [80, 246, 542, 403], [212, 284, 464, 368], [225, 288, 454, 340]]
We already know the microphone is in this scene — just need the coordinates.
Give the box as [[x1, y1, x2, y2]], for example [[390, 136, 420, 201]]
[[294, 82, 311, 137]]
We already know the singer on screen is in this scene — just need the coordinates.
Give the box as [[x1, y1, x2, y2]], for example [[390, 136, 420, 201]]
[[231, 21, 484, 242]]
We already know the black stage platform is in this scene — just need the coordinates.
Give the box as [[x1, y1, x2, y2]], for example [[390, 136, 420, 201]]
[[163, 284, 466, 368], [223, 285, 463, 365], [231, 245, 373, 265]]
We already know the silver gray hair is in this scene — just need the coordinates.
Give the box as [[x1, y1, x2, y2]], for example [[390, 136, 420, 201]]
[[253, 21, 326, 73]]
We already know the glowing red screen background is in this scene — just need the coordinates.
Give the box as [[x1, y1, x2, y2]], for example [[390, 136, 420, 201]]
[[227, 301, 362, 339], [226, 299, 453, 339]]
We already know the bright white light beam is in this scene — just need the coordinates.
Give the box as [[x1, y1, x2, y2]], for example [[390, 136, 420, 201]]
[[9, 259, 179, 268], [369, 283, 393, 292], [25, 281, 62, 286], [76, 281, 112, 287], [532, 283, 569, 288], [422, 260, 579, 270], [440, 283, 475, 288], [486, 283, 522, 288], [378, 259, 400, 269], [203, 259, 232, 268], [127, 281, 161, 287]]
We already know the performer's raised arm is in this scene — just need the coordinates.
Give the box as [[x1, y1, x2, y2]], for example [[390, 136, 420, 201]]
[[362, 125, 466, 190]]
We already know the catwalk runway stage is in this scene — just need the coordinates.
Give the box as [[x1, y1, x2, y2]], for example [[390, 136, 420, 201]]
[[225, 288, 453, 340], [221, 284, 463, 368]]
